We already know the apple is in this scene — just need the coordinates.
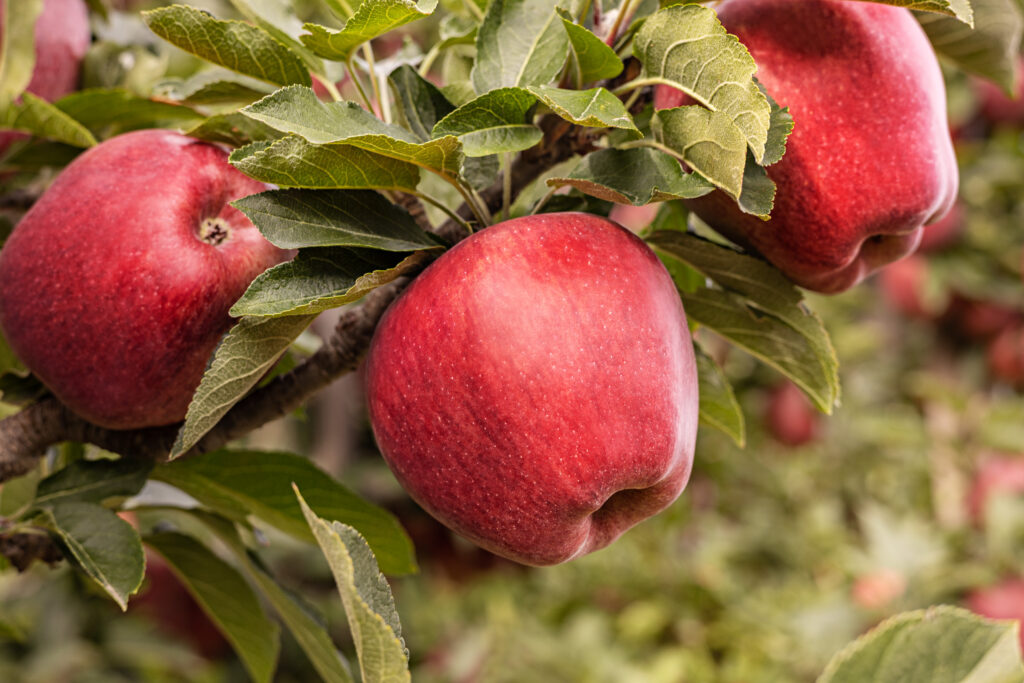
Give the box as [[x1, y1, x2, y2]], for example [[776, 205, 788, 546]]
[[974, 57, 1024, 128], [966, 455, 1024, 525], [364, 212, 699, 566], [988, 324, 1024, 388], [941, 294, 1020, 342], [608, 203, 659, 234], [851, 569, 907, 610], [0, 0, 91, 155], [0, 129, 291, 429], [917, 201, 964, 253], [966, 579, 1024, 653], [877, 254, 936, 321], [764, 379, 819, 447], [655, 0, 958, 294]]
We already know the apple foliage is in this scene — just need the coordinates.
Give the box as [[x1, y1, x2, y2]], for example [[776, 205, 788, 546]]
[[0, 0, 1022, 680]]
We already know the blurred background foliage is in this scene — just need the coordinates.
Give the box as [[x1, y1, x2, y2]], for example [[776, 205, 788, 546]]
[[0, 1, 1022, 681]]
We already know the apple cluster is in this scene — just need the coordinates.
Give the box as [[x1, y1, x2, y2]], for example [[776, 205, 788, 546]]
[[0, 0, 971, 567]]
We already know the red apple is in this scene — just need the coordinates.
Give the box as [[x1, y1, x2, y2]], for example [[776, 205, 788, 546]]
[[608, 203, 659, 234], [966, 455, 1024, 524], [966, 579, 1024, 653], [877, 254, 943, 321], [0, 0, 91, 154], [764, 379, 819, 447], [0, 129, 291, 429], [917, 201, 964, 253], [988, 324, 1024, 388], [656, 0, 958, 294], [364, 212, 699, 566], [942, 294, 1020, 342]]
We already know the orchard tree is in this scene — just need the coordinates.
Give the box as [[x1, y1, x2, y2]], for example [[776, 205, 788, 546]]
[[0, 0, 1022, 680]]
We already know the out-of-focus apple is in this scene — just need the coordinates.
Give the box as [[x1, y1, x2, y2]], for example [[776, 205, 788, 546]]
[[966, 579, 1024, 653], [988, 324, 1024, 388], [608, 203, 659, 235], [974, 57, 1024, 128], [0, 129, 291, 429], [365, 212, 699, 566], [852, 569, 907, 610], [656, 0, 958, 294], [917, 201, 964, 253], [764, 380, 819, 447], [941, 294, 1020, 342], [877, 254, 938, 321], [966, 455, 1024, 524]]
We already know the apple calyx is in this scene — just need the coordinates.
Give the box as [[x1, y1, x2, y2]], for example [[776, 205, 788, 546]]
[[199, 217, 231, 246]]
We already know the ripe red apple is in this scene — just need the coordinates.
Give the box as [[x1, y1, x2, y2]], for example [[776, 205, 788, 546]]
[[966, 579, 1024, 653], [877, 254, 936, 321], [966, 455, 1024, 524], [764, 379, 819, 447], [656, 0, 958, 294], [988, 324, 1024, 388], [0, 129, 291, 429], [0, 0, 91, 154], [941, 294, 1020, 342], [364, 212, 699, 566]]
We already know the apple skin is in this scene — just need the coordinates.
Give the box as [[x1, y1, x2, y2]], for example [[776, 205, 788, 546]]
[[966, 455, 1024, 524], [0, 129, 291, 429], [364, 212, 699, 566], [0, 0, 91, 154], [655, 0, 958, 294], [966, 579, 1024, 653], [764, 380, 819, 447]]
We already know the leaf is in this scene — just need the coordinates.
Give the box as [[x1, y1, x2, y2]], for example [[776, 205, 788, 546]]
[[432, 87, 541, 156], [652, 105, 748, 200], [170, 314, 316, 458], [527, 85, 637, 131], [234, 189, 439, 251], [55, 89, 204, 138], [471, 0, 568, 94], [634, 4, 771, 163], [388, 65, 456, 141], [0, 93, 97, 148], [227, 0, 326, 76], [818, 606, 1024, 683], [917, 0, 1022, 93], [760, 83, 794, 167], [0, 0, 42, 99], [242, 86, 463, 178], [186, 510, 354, 683], [296, 487, 411, 683], [694, 343, 745, 447], [557, 8, 624, 86], [547, 147, 714, 205], [872, 0, 974, 25], [301, 0, 439, 62], [231, 248, 427, 318], [0, 469, 40, 517], [648, 231, 840, 412], [143, 5, 311, 88], [145, 532, 280, 683], [153, 450, 417, 576], [736, 151, 777, 218], [158, 69, 276, 107], [34, 459, 153, 507], [41, 502, 145, 610], [185, 112, 282, 147], [230, 135, 422, 191], [0, 331, 25, 378]]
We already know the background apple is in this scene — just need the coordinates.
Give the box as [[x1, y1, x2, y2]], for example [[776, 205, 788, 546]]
[[878, 254, 937, 321], [966, 455, 1024, 525], [0, 129, 291, 429], [0, 0, 91, 155], [365, 212, 699, 566], [656, 0, 958, 294], [988, 324, 1024, 388], [764, 379, 820, 447], [966, 579, 1024, 653], [974, 57, 1024, 128]]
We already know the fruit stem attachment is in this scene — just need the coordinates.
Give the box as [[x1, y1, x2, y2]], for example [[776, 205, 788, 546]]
[[199, 217, 230, 246]]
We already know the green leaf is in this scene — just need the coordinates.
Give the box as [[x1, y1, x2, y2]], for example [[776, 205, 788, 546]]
[[432, 87, 541, 156], [143, 5, 311, 88], [634, 4, 771, 163], [145, 532, 280, 683], [917, 0, 1021, 93], [736, 151, 777, 218], [388, 65, 456, 141], [234, 189, 439, 251], [242, 86, 463, 178], [41, 502, 145, 610], [185, 112, 283, 147], [157, 69, 276, 108], [472, 0, 569, 93], [652, 105, 748, 200], [760, 84, 794, 167], [0, 0, 42, 99], [170, 314, 317, 458], [301, 0, 439, 62], [818, 606, 1024, 683], [186, 510, 354, 683], [227, 0, 326, 76], [557, 8, 624, 86], [0, 331, 26, 379], [230, 135, 422, 191], [153, 450, 417, 576], [34, 459, 153, 507], [872, 0, 974, 25], [527, 85, 637, 131], [648, 231, 840, 412], [0, 93, 97, 148], [55, 89, 204, 138], [296, 487, 411, 683], [0, 469, 40, 517], [231, 248, 428, 318], [546, 147, 713, 205], [694, 343, 745, 448]]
